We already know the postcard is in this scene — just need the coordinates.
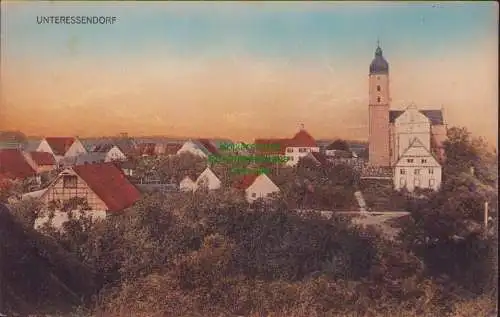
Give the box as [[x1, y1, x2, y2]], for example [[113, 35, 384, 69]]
[[0, 1, 498, 317]]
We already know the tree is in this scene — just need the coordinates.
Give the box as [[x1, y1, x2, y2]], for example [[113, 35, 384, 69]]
[[443, 126, 497, 186], [8, 198, 43, 228], [400, 126, 498, 295], [328, 139, 351, 152]]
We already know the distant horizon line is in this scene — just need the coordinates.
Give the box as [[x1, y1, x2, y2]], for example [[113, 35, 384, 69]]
[[1, 131, 369, 144]]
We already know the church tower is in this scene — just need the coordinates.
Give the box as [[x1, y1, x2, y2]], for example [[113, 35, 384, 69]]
[[368, 42, 391, 166]]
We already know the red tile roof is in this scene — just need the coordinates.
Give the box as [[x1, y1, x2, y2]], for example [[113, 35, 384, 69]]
[[254, 129, 316, 155], [72, 162, 141, 212], [29, 151, 56, 166], [164, 143, 183, 155], [289, 129, 317, 147], [45, 137, 75, 156], [0, 149, 36, 179], [254, 138, 289, 155], [233, 174, 259, 190], [197, 139, 219, 155]]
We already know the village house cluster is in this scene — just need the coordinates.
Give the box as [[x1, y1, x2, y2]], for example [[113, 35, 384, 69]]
[[0, 44, 446, 229]]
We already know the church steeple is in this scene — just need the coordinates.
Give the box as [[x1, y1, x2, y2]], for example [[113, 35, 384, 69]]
[[370, 41, 389, 75], [368, 40, 391, 167]]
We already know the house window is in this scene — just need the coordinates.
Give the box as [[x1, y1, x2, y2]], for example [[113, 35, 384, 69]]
[[251, 193, 256, 198], [299, 148, 307, 153], [414, 178, 421, 187], [428, 168, 434, 174], [400, 177, 406, 187], [407, 159, 414, 163], [414, 169, 420, 175], [63, 175, 77, 188], [376, 85, 381, 92], [429, 179, 435, 187], [286, 148, 293, 153], [400, 168, 406, 175], [377, 96, 381, 103], [421, 159, 427, 164]]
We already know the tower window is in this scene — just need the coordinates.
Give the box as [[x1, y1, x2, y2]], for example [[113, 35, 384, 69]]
[[377, 97, 381, 103], [376, 85, 381, 92]]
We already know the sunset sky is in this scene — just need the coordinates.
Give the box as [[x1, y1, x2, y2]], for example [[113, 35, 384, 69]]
[[1, 1, 498, 144]]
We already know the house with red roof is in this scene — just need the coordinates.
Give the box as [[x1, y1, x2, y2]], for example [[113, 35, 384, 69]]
[[34, 162, 141, 229], [0, 149, 41, 198], [24, 151, 57, 173], [233, 173, 280, 203], [255, 126, 319, 167], [179, 167, 222, 192], [91, 143, 128, 161], [177, 139, 220, 158], [36, 137, 87, 162], [0, 149, 37, 181]]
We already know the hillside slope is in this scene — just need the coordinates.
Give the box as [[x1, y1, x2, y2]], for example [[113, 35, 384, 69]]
[[0, 204, 96, 315]]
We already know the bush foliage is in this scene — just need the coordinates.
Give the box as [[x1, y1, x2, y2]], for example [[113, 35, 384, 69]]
[[1, 127, 497, 316]]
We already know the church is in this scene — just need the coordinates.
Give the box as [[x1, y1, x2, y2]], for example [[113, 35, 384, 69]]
[[367, 44, 446, 191]]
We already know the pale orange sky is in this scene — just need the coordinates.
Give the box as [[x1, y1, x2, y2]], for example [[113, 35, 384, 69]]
[[1, 2, 498, 145]]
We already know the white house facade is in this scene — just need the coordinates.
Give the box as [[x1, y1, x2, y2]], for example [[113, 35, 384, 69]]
[[36, 139, 54, 155], [105, 145, 127, 162], [36, 137, 87, 163], [245, 174, 280, 203], [392, 105, 432, 165], [177, 141, 208, 158], [284, 145, 320, 167], [393, 138, 442, 192], [195, 168, 221, 191], [65, 138, 87, 157], [180, 176, 196, 192]]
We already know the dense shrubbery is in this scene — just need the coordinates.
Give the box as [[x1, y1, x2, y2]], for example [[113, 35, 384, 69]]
[[1, 127, 497, 316]]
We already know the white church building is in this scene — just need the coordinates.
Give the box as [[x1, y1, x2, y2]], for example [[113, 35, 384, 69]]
[[366, 44, 444, 192]]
